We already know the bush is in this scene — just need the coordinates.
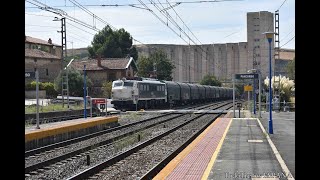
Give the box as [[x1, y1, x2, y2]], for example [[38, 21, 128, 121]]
[[25, 81, 58, 97], [42, 82, 58, 97]]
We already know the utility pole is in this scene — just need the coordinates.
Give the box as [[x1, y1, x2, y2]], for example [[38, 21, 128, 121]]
[[54, 17, 69, 108]]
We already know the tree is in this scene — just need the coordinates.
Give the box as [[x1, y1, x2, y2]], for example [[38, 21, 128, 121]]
[[101, 81, 113, 99], [87, 25, 138, 60], [54, 67, 93, 97], [137, 49, 175, 81], [264, 76, 294, 102], [286, 57, 295, 81], [199, 74, 222, 87]]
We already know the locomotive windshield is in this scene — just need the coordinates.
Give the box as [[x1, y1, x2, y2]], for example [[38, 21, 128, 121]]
[[113, 82, 123, 87], [123, 82, 134, 87]]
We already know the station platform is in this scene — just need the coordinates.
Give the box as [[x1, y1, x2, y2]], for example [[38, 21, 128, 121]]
[[25, 116, 118, 151], [154, 110, 295, 180]]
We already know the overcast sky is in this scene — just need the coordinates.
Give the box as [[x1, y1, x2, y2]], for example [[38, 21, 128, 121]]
[[25, 0, 295, 49]]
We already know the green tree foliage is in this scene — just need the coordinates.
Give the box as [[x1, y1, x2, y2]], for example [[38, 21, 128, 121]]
[[101, 81, 113, 98], [137, 49, 175, 81], [199, 74, 222, 87], [54, 67, 93, 97], [286, 57, 295, 81], [25, 81, 58, 97], [87, 25, 138, 60]]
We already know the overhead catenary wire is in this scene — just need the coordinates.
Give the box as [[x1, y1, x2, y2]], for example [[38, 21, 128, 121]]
[[267, 0, 290, 32], [280, 36, 294, 48], [25, 0, 244, 9], [137, 0, 189, 44], [280, 27, 294, 42]]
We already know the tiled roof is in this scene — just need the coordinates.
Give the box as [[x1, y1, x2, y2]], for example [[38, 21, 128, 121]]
[[71, 58, 133, 71], [278, 49, 295, 60], [25, 49, 60, 60], [25, 36, 61, 46]]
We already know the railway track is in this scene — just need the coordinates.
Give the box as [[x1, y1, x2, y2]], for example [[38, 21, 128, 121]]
[[25, 101, 235, 179], [68, 103, 233, 179]]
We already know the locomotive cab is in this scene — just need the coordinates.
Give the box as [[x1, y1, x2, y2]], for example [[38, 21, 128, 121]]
[[111, 79, 138, 110]]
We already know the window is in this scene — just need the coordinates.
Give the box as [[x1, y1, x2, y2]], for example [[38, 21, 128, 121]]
[[34, 68, 36, 72], [34, 58, 37, 62], [114, 82, 122, 87], [46, 69, 49, 76], [123, 82, 133, 87]]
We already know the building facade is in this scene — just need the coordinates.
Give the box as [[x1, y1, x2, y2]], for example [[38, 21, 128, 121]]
[[25, 36, 62, 84], [71, 57, 137, 96]]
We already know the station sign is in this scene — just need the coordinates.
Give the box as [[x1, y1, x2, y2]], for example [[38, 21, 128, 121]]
[[92, 99, 106, 104], [235, 74, 258, 79], [25, 71, 35, 78]]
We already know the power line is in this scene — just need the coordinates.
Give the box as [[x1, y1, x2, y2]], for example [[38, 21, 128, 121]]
[[267, 0, 290, 31], [137, 0, 189, 44], [25, 1, 244, 9], [67, 31, 92, 42], [66, 22, 96, 36], [164, 0, 202, 45], [280, 36, 294, 48], [277, 0, 289, 11], [68, 34, 90, 44], [280, 27, 294, 42]]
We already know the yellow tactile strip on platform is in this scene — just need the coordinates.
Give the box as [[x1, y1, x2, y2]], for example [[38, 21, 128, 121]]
[[25, 116, 118, 142]]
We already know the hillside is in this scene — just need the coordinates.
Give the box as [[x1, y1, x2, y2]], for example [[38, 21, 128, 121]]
[[66, 48, 89, 59]]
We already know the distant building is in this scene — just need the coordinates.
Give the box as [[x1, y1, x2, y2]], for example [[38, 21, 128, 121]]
[[25, 36, 62, 84], [135, 11, 294, 83], [275, 49, 295, 77], [71, 57, 137, 96]]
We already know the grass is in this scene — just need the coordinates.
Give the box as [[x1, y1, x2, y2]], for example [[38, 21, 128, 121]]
[[25, 103, 85, 114]]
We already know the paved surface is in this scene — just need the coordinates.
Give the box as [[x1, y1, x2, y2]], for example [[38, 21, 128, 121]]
[[208, 117, 292, 179], [259, 111, 295, 178]]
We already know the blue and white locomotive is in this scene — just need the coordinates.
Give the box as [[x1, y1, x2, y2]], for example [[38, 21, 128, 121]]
[[111, 77, 233, 110]]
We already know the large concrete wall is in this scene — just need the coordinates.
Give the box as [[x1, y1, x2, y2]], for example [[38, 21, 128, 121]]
[[134, 11, 278, 83], [135, 43, 249, 83], [247, 11, 274, 79]]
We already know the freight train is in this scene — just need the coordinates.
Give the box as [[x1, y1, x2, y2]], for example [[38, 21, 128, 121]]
[[111, 77, 233, 110]]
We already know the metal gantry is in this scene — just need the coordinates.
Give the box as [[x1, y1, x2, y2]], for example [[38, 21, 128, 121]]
[[59, 17, 70, 108], [273, 10, 280, 100]]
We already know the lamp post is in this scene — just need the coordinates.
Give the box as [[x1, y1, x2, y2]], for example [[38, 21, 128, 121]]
[[263, 32, 275, 134]]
